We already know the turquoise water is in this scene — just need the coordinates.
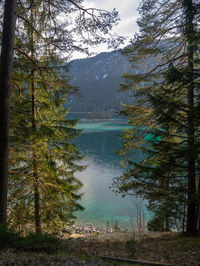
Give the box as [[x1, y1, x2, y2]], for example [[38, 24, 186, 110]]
[[74, 120, 150, 229], [76, 119, 130, 133]]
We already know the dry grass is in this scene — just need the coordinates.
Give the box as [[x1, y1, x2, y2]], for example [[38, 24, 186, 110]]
[[66, 231, 200, 265], [0, 231, 199, 265]]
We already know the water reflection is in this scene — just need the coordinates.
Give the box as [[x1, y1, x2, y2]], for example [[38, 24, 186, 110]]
[[75, 122, 148, 228]]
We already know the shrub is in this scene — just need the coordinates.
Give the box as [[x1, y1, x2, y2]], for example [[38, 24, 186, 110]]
[[0, 224, 66, 254], [0, 223, 22, 249], [21, 232, 64, 254], [147, 216, 165, 232], [126, 238, 137, 258]]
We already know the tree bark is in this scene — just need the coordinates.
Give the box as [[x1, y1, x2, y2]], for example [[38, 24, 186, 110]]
[[186, 0, 196, 234], [31, 58, 41, 233], [30, 6, 41, 233], [196, 175, 200, 232], [33, 153, 41, 233], [165, 216, 169, 232], [31, 75, 41, 233], [0, 0, 17, 223]]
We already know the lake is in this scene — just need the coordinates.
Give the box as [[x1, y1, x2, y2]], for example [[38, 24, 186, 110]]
[[74, 119, 150, 229]]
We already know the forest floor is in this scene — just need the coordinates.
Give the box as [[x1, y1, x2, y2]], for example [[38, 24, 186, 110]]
[[66, 231, 200, 265], [0, 231, 200, 265]]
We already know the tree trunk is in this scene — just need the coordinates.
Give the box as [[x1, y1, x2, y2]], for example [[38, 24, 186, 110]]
[[165, 174, 170, 231], [30, 5, 41, 233], [33, 152, 41, 233], [31, 65, 41, 233], [165, 216, 169, 232], [182, 196, 186, 233], [186, 0, 196, 234], [196, 176, 200, 232], [0, 0, 17, 223]]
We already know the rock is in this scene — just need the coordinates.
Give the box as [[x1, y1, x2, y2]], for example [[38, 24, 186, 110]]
[[63, 223, 121, 236]]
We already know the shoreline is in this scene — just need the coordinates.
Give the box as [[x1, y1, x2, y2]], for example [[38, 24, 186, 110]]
[[63, 223, 130, 236], [79, 118, 128, 123]]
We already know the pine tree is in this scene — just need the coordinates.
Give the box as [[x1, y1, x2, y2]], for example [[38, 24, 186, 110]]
[[1, 0, 123, 231], [113, 0, 200, 233], [0, 0, 122, 231], [9, 52, 85, 234], [9, 55, 85, 233], [7, 1, 86, 233]]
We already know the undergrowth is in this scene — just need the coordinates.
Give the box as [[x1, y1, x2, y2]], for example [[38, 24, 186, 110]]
[[0, 223, 65, 254]]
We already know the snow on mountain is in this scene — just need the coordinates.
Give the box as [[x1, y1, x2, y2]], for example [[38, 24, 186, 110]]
[[65, 50, 133, 113]]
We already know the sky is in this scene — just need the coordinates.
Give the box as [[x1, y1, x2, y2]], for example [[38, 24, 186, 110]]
[[74, 0, 141, 59]]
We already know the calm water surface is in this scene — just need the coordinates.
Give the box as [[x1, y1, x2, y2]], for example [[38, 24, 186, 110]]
[[74, 120, 149, 228]]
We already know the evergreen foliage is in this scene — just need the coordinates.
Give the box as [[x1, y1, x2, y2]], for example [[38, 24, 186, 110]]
[[2, 0, 122, 232], [113, 0, 200, 233], [8, 1, 85, 233]]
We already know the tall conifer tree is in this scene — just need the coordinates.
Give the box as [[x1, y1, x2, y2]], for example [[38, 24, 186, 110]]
[[8, 1, 85, 233], [113, 0, 200, 233], [6, 0, 122, 232]]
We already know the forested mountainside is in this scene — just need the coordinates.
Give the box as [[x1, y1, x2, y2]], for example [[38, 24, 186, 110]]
[[65, 50, 133, 114]]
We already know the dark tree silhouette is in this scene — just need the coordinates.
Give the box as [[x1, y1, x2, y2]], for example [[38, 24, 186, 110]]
[[0, 0, 17, 223]]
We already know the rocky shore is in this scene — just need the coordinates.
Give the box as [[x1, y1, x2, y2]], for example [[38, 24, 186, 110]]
[[63, 223, 128, 236]]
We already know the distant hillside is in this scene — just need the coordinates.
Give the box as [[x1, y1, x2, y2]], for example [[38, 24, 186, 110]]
[[65, 50, 133, 115]]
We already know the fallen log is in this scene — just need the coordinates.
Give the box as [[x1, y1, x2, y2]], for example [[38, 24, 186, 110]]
[[100, 256, 173, 266]]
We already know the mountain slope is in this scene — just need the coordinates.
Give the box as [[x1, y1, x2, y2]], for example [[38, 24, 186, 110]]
[[66, 50, 133, 114]]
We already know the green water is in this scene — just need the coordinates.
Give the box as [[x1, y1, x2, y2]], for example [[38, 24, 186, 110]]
[[75, 119, 150, 229], [76, 119, 130, 133]]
